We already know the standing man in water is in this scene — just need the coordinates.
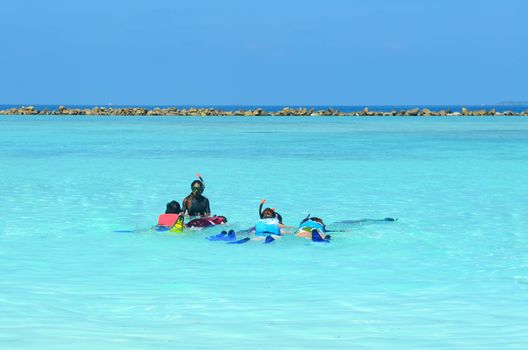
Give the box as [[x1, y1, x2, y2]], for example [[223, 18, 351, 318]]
[[182, 174, 210, 217]]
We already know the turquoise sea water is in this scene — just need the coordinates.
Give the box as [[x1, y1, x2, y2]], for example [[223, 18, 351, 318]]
[[1, 116, 527, 349]]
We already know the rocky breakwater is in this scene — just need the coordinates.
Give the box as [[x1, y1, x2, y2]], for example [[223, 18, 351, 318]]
[[1, 106, 527, 117]]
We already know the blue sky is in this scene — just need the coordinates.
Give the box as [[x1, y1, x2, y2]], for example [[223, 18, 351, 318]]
[[1, 0, 527, 105]]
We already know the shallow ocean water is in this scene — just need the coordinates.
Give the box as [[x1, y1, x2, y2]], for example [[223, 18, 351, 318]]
[[1, 116, 527, 349]]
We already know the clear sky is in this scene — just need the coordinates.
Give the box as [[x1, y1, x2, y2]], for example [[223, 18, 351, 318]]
[[1, 0, 527, 105]]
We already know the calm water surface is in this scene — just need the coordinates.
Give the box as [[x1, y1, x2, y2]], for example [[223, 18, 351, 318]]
[[1, 116, 527, 349]]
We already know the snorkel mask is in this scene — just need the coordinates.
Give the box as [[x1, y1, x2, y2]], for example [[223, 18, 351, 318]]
[[191, 173, 205, 194], [259, 199, 268, 218]]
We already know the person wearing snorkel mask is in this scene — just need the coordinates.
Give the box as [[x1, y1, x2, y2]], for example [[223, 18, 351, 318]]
[[182, 175, 210, 217], [295, 216, 331, 242], [252, 199, 293, 236], [255, 208, 287, 237]]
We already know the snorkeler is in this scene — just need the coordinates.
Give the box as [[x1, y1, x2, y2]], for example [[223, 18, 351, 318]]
[[251, 200, 295, 242], [255, 207, 287, 237], [182, 174, 210, 217], [295, 215, 331, 242]]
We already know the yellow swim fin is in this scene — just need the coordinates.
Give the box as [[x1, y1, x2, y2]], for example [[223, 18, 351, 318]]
[[170, 216, 185, 233]]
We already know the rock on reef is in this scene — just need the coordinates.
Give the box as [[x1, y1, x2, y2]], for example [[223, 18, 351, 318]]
[[0, 106, 526, 117]]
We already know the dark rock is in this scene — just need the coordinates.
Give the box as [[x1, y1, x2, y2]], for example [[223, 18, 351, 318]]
[[405, 108, 419, 116]]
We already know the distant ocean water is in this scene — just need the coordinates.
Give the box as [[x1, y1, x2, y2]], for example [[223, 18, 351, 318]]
[[1, 116, 527, 349], [1, 104, 527, 112]]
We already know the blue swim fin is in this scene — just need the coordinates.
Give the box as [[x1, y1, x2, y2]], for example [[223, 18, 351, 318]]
[[225, 230, 237, 241], [227, 237, 250, 244], [264, 235, 275, 244], [311, 229, 330, 243], [206, 230, 228, 241]]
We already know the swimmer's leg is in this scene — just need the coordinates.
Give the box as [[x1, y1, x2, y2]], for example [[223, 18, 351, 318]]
[[295, 229, 312, 239], [237, 226, 256, 235]]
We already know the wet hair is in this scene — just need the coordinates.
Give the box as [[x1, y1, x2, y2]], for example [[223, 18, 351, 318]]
[[261, 208, 276, 219], [310, 217, 325, 226], [165, 200, 181, 214]]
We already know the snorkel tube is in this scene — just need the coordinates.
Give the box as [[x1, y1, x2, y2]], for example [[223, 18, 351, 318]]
[[259, 199, 266, 218], [300, 214, 311, 226], [196, 173, 205, 192]]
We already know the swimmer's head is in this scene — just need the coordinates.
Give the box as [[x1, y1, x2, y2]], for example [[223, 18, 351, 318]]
[[166, 200, 181, 214], [261, 208, 276, 219], [191, 180, 204, 194]]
